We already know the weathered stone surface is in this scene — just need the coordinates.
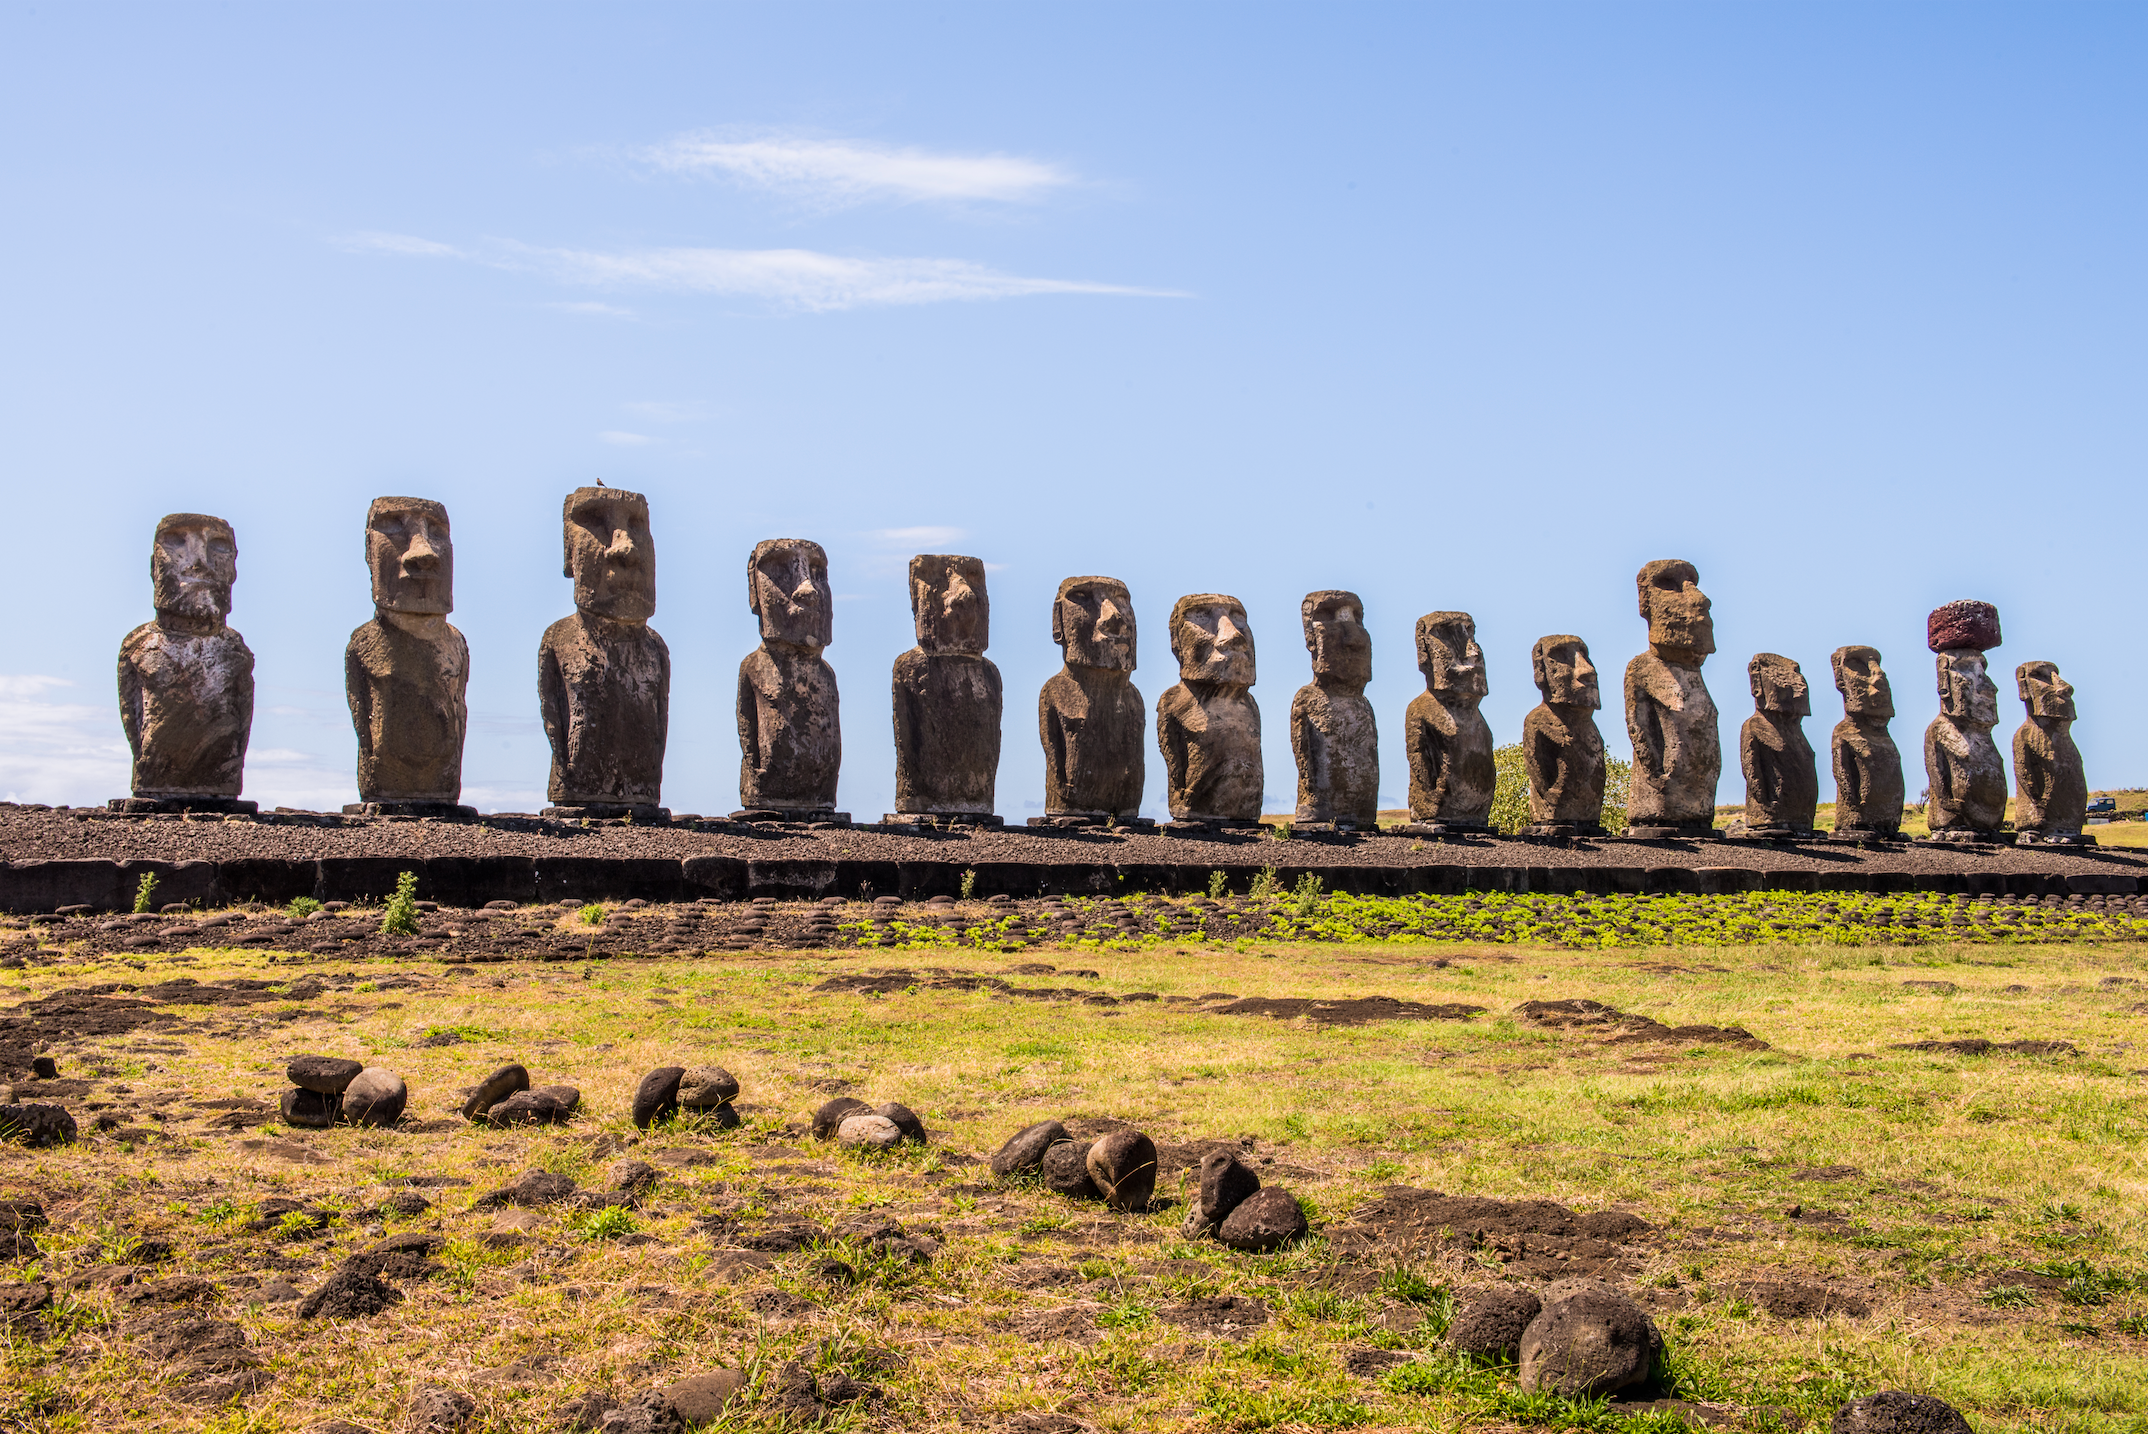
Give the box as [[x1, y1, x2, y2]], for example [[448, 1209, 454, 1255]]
[[461, 1063, 528, 1122], [296, 1266, 402, 1320], [540, 487, 669, 809], [1739, 654, 1818, 833], [632, 1068, 684, 1128], [286, 1055, 363, 1095], [488, 1086, 578, 1127], [1216, 1188, 1307, 1251], [1086, 1129, 1159, 1211], [1925, 629, 2006, 838], [1041, 1138, 1099, 1199], [675, 1066, 738, 1108], [279, 1088, 339, 1129], [341, 1068, 407, 1127], [874, 1101, 926, 1143], [1040, 577, 1144, 818], [837, 1114, 903, 1149], [405, 1384, 476, 1432], [892, 554, 1001, 816], [1518, 1280, 1661, 1398], [811, 1096, 870, 1139], [2013, 661, 2087, 840], [118, 513, 254, 800], [1290, 591, 1377, 826], [1832, 1392, 1973, 1434], [1830, 645, 1904, 837], [1446, 1287, 1544, 1361], [1926, 601, 2001, 656], [1182, 1148, 1261, 1236], [1405, 611, 1494, 827], [991, 1119, 1069, 1178], [1523, 636, 1606, 828], [1624, 560, 1720, 829], [738, 539, 840, 815], [347, 498, 467, 803], [1156, 594, 1261, 822], [659, 1370, 746, 1426], [0, 1104, 77, 1148]]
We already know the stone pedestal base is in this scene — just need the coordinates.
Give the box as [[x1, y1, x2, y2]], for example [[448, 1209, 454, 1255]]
[[1288, 821, 1369, 836], [1158, 820, 1264, 837], [108, 796, 258, 815], [730, 809, 850, 827], [1911, 828, 2010, 845], [1827, 827, 1903, 845], [2017, 831, 2097, 848], [342, 802, 478, 820], [881, 812, 1003, 828], [1393, 822, 1492, 838], [1617, 824, 1720, 841], [543, 804, 670, 823], [1523, 822, 1606, 840], [1026, 815, 1156, 830], [1723, 825, 1820, 842]]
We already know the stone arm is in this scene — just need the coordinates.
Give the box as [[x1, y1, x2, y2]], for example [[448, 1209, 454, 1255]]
[[1626, 676, 1668, 783], [536, 635, 567, 764], [1923, 724, 1959, 808], [1289, 688, 1326, 797], [890, 658, 923, 769], [653, 635, 672, 757], [1524, 719, 1563, 812], [1403, 703, 1442, 810], [1155, 688, 1194, 802], [735, 658, 761, 777], [1832, 726, 1864, 812], [1040, 688, 1070, 790], [344, 637, 375, 766], [1740, 717, 1776, 809], [116, 635, 146, 764], [2012, 726, 2054, 808]]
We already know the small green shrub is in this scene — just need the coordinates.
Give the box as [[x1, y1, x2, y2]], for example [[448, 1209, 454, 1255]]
[[571, 1206, 639, 1241], [287, 897, 321, 919], [960, 869, 977, 900], [378, 871, 421, 936], [1207, 869, 1228, 898], [578, 903, 606, 926], [1290, 872, 1324, 916], [1249, 866, 1282, 899], [132, 872, 159, 914]]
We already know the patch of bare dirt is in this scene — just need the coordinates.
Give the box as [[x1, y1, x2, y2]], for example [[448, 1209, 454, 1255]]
[[1512, 998, 1769, 1049], [1202, 995, 1485, 1026], [1331, 1188, 1655, 1281]]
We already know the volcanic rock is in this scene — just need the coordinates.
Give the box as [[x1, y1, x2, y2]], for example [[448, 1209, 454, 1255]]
[[991, 1119, 1068, 1178], [286, 1055, 364, 1095], [1216, 1188, 1307, 1251]]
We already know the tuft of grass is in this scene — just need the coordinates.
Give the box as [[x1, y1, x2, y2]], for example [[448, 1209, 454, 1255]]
[[1248, 866, 1282, 899], [961, 868, 977, 900], [578, 902, 607, 927], [569, 1205, 639, 1241], [132, 871, 158, 914], [378, 870, 420, 935]]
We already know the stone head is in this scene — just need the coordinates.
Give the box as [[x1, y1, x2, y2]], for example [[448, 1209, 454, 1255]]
[[1169, 594, 1256, 687], [909, 554, 989, 656], [1636, 559, 1714, 662], [1531, 634, 1599, 710], [2016, 660, 2077, 721], [1053, 576, 1135, 672], [366, 497, 453, 616], [1749, 653, 1810, 717], [1415, 611, 1485, 704], [1301, 590, 1371, 686], [748, 538, 832, 650], [1831, 645, 1894, 721], [151, 512, 237, 626], [562, 486, 655, 623], [1936, 649, 1999, 727]]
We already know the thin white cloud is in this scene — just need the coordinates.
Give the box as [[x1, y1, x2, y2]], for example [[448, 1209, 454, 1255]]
[[642, 131, 1073, 208], [546, 300, 636, 319], [599, 431, 655, 446], [337, 230, 465, 258], [874, 526, 968, 547], [0, 675, 133, 806]]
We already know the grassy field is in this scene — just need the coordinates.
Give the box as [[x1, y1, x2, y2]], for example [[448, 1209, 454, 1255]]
[[2, 915, 2146, 1434]]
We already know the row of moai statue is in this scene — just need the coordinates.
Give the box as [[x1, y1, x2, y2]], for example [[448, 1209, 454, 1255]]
[[113, 502, 2092, 845]]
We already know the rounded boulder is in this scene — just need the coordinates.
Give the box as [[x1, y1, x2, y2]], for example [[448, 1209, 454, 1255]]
[[1086, 1130, 1159, 1211], [1518, 1282, 1663, 1399], [837, 1114, 904, 1150], [1040, 1139, 1098, 1199], [460, 1063, 528, 1122], [1446, 1287, 1544, 1362], [812, 1096, 871, 1139], [286, 1055, 364, 1095], [0, 1103, 78, 1149], [1198, 1150, 1262, 1225], [676, 1065, 739, 1108], [874, 1101, 926, 1143], [1832, 1393, 1975, 1434], [340, 1068, 407, 1128], [991, 1119, 1069, 1179], [1216, 1187, 1308, 1251], [279, 1087, 340, 1129], [632, 1067, 685, 1129]]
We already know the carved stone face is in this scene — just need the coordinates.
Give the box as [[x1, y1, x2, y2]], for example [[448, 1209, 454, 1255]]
[[1301, 590, 1371, 685], [1170, 594, 1256, 686], [1416, 611, 1485, 703], [910, 554, 989, 656], [1749, 653, 1810, 716], [2017, 660, 2077, 721], [1831, 645, 1894, 721], [1637, 559, 1715, 661], [1054, 576, 1135, 672], [1532, 635, 1599, 710], [564, 487, 655, 623], [366, 498, 453, 615], [749, 539, 832, 650], [151, 513, 237, 625], [1937, 650, 1999, 726]]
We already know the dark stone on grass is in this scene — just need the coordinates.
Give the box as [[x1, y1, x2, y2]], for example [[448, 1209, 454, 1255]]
[[341, 1067, 407, 1126], [1086, 1129, 1158, 1211], [296, 1266, 402, 1320], [1518, 1280, 1662, 1398], [507, 1170, 577, 1206], [1041, 1139, 1098, 1199], [279, 1087, 339, 1128], [1216, 1187, 1307, 1251], [489, 1085, 579, 1127], [1198, 1150, 1261, 1225], [812, 1096, 871, 1139], [1446, 1287, 1543, 1361], [461, 1063, 528, 1122], [285, 1054, 363, 1095], [0, 1103, 78, 1147], [31, 1055, 58, 1080], [991, 1119, 1068, 1178], [406, 1383, 476, 1431], [874, 1101, 926, 1143], [633, 1067, 685, 1128], [676, 1065, 739, 1108], [1833, 1393, 1972, 1434], [610, 1160, 659, 1197]]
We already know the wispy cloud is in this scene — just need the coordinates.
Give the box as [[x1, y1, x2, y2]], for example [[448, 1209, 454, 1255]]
[[874, 526, 968, 547], [640, 131, 1073, 209], [546, 300, 636, 319], [337, 230, 464, 258], [599, 431, 654, 446], [0, 675, 132, 806]]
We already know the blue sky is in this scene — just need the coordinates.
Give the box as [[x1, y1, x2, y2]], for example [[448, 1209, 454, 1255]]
[[2, 2, 2141, 817]]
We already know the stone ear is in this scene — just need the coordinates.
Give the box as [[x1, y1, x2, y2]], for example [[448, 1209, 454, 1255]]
[[1051, 599, 1064, 647]]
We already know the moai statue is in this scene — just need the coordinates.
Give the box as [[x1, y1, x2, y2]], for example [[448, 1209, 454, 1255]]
[[1737, 653, 1818, 836], [1522, 635, 1606, 834], [537, 487, 670, 819], [345, 498, 471, 816], [1623, 560, 1720, 837], [1922, 600, 2007, 841], [1829, 645, 1904, 840], [1155, 594, 1262, 825], [890, 554, 1003, 823], [1289, 590, 1378, 828], [1402, 611, 1494, 832], [112, 513, 257, 814], [1037, 576, 1146, 825], [2013, 660, 2089, 845], [736, 539, 843, 821]]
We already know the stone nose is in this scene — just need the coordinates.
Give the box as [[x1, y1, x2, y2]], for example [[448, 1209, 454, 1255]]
[[790, 578, 819, 607], [605, 529, 638, 562], [1215, 616, 1246, 650], [1095, 598, 1126, 633], [401, 527, 442, 573]]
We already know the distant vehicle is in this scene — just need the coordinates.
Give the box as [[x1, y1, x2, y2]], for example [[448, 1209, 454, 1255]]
[[2086, 797, 2117, 815]]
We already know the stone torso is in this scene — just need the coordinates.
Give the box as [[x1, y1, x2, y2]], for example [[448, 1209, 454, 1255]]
[[346, 616, 469, 802], [1290, 682, 1378, 825], [117, 622, 255, 796], [1740, 711, 1818, 830], [2012, 718, 2087, 835], [1039, 667, 1146, 817], [891, 650, 1003, 814], [1923, 715, 2006, 832], [1522, 703, 1605, 824], [1404, 691, 1495, 824], [1156, 682, 1263, 821], [1624, 653, 1720, 824], [538, 613, 670, 805], [1830, 718, 1904, 833], [737, 646, 841, 811]]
